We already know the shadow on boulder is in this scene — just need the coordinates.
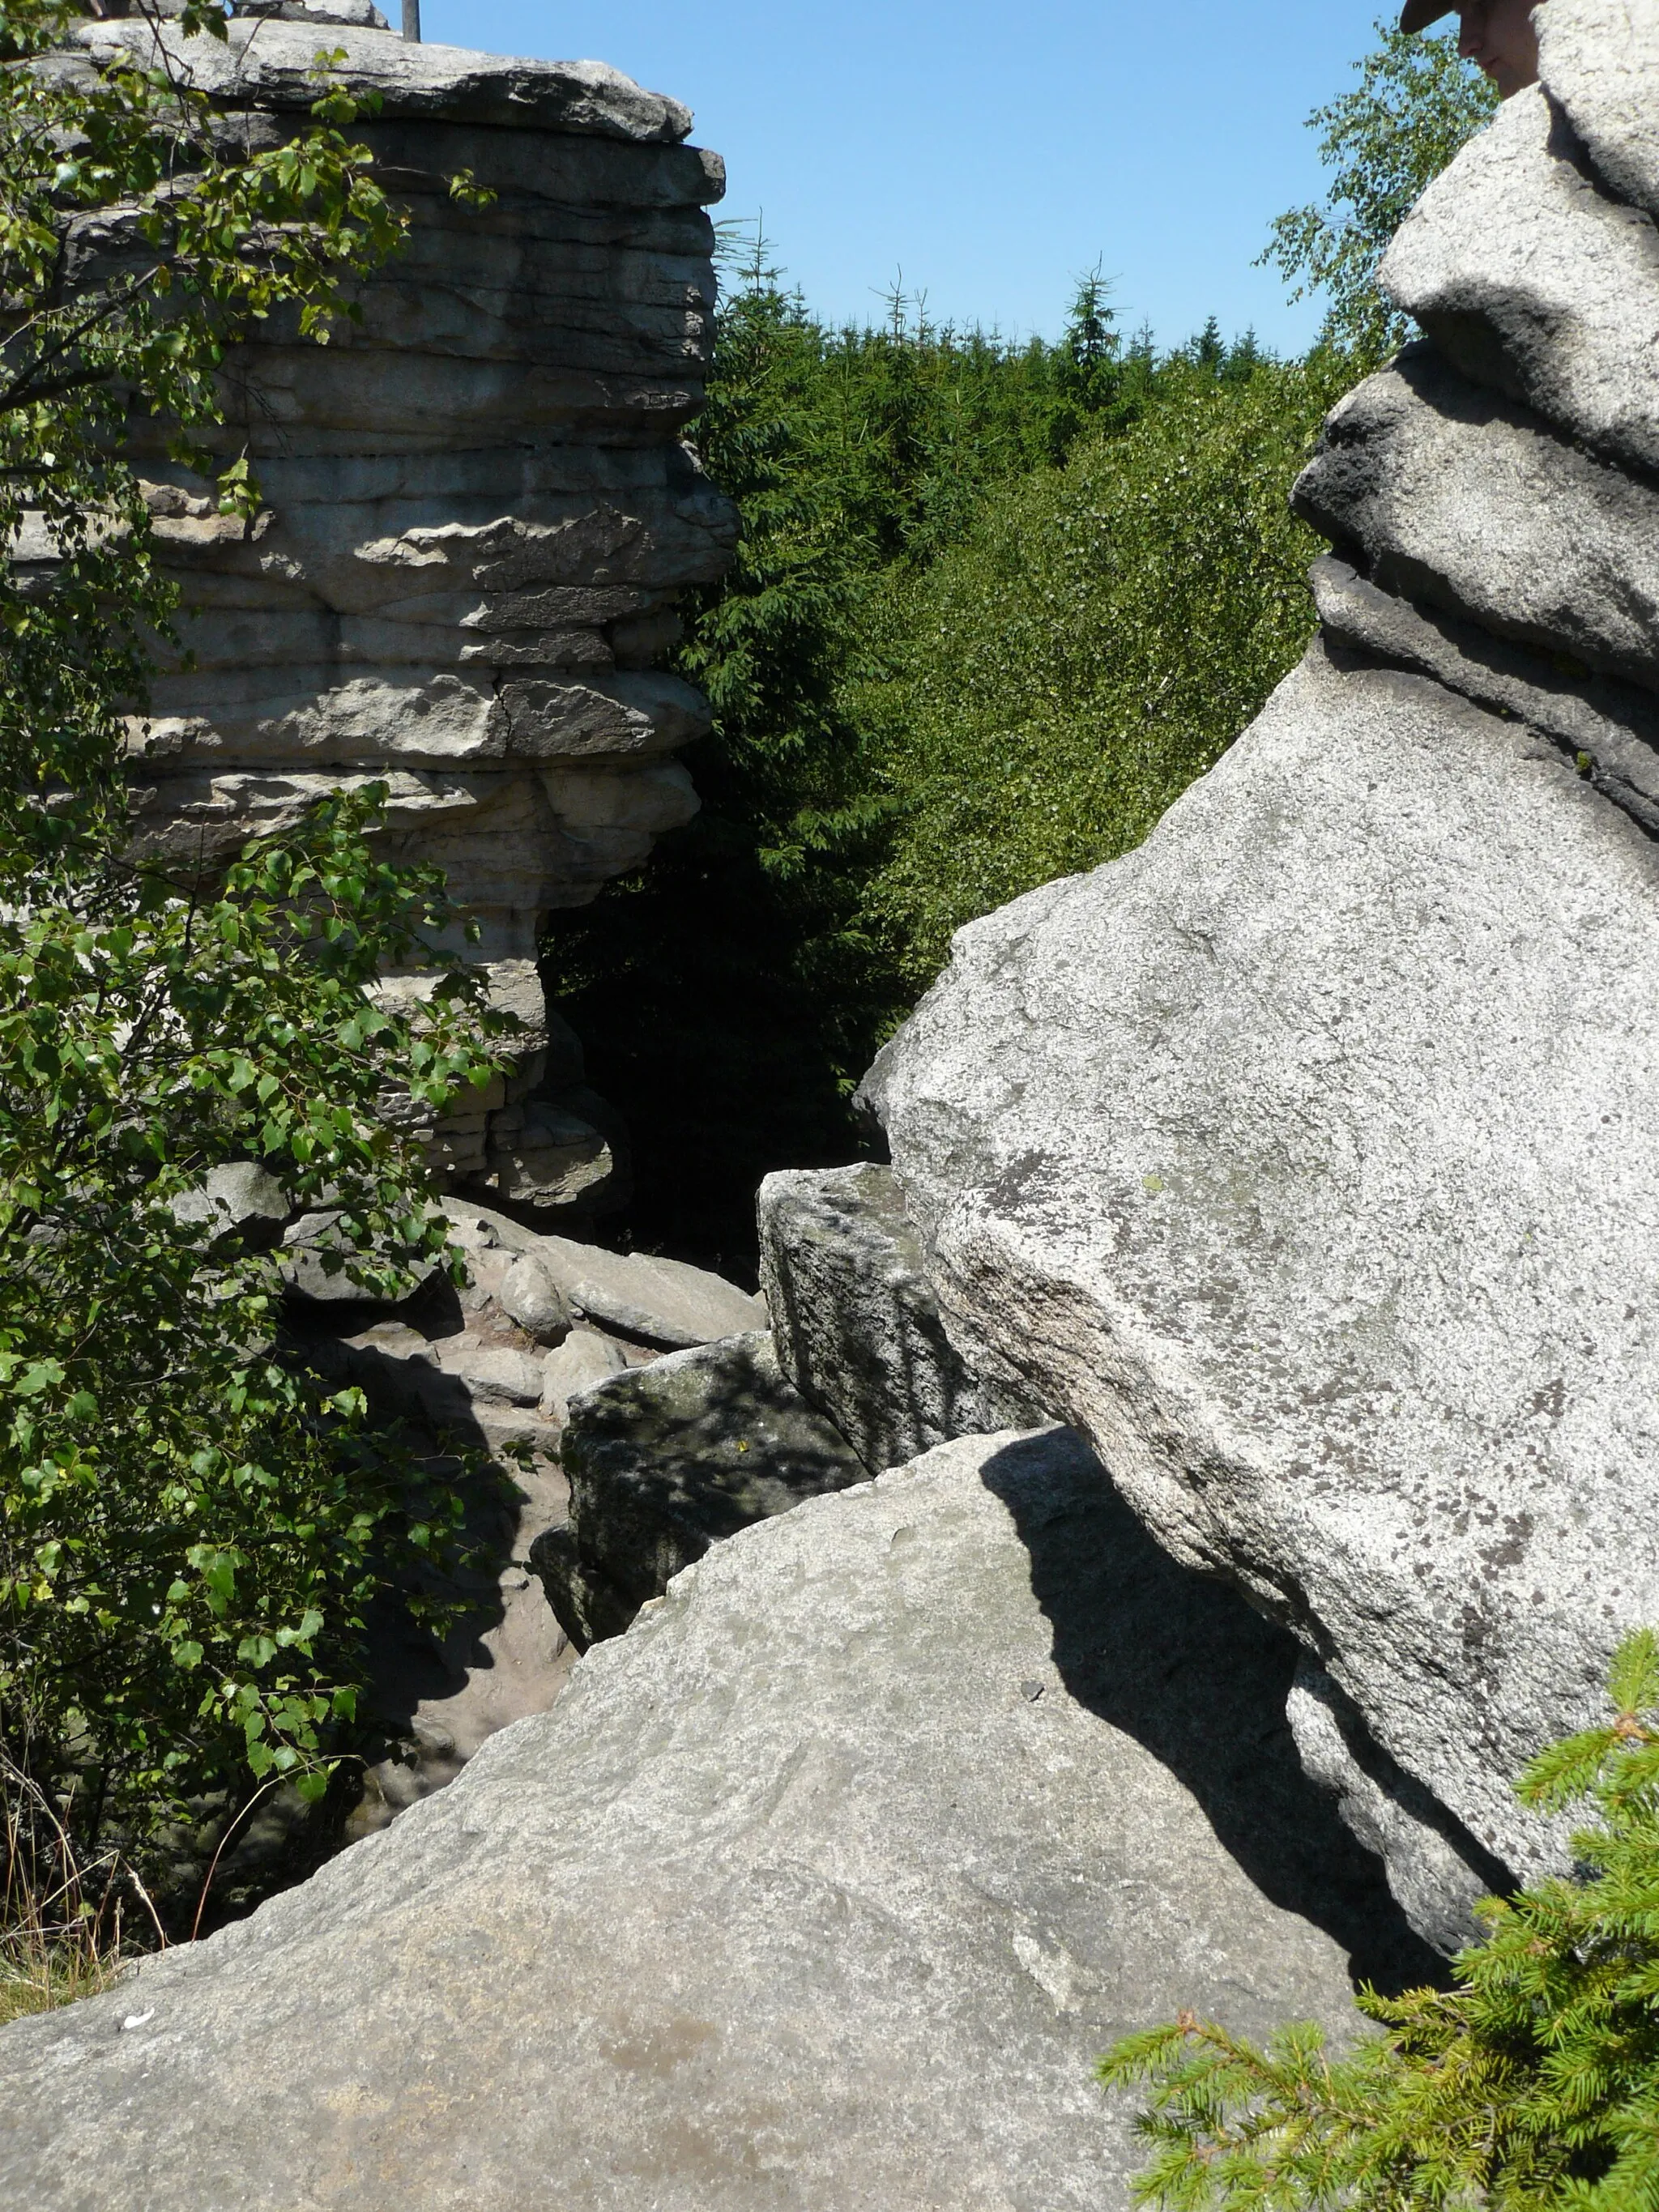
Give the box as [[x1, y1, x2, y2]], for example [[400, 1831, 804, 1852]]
[[532, 1330, 867, 1649], [980, 1431, 1448, 1997]]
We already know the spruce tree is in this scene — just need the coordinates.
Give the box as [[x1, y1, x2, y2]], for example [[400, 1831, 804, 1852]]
[[1102, 1630, 1659, 2208]]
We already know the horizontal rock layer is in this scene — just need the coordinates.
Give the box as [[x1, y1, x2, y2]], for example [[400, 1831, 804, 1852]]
[[1379, 78, 1659, 474], [61, 17, 698, 142], [1292, 346, 1659, 694], [41, 19, 737, 1201]]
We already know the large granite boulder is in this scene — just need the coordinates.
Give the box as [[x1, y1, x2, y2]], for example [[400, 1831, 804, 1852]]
[[41, 15, 736, 1200], [860, 0, 1659, 1946], [865, 638, 1659, 1913], [0, 1428, 1434, 2208]]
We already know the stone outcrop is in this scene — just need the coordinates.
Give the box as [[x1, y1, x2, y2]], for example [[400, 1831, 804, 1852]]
[[531, 1160, 1051, 1655], [531, 1329, 867, 1647], [860, 0, 1659, 1943], [48, 11, 736, 1204], [16, 11, 1659, 2196], [1378, 73, 1659, 474], [277, 1190, 765, 1822], [759, 1161, 1045, 1471], [0, 1427, 1435, 2208]]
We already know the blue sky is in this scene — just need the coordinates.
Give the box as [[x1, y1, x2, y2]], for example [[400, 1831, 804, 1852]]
[[422, 0, 1410, 352]]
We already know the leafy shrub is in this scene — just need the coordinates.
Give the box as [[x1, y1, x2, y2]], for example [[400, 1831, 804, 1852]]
[[1262, 20, 1496, 366], [1103, 1630, 1659, 2209], [0, 792, 507, 1855]]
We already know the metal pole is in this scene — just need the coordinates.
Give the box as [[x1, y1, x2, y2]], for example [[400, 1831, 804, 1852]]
[[402, 0, 420, 40]]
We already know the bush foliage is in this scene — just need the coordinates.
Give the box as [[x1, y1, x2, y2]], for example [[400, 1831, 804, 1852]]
[[1103, 1630, 1659, 2210], [0, 794, 505, 1849], [860, 353, 1344, 983], [1262, 23, 1497, 365]]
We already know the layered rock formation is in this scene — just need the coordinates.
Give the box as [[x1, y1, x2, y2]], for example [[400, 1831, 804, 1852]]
[[53, 9, 736, 1205], [0, 1428, 1433, 2208], [863, 0, 1659, 1943], [289, 1191, 765, 1830], [10, 6, 1657, 2193]]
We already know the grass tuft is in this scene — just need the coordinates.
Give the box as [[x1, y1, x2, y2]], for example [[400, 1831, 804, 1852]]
[[0, 1751, 156, 2025]]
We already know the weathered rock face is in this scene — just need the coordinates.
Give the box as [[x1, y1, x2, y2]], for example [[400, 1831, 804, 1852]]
[[1294, 346, 1659, 694], [1378, 78, 1659, 474], [865, 641, 1659, 1906], [861, 0, 1659, 1943], [759, 1161, 1045, 1471], [53, 14, 736, 1202], [1529, 0, 1659, 221], [0, 1428, 1435, 2209]]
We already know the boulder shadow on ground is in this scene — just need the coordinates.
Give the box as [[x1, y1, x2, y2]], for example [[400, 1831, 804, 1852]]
[[981, 1430, 1449, 1997], [534, 1330, 868, 1647]]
